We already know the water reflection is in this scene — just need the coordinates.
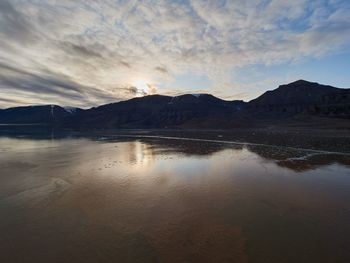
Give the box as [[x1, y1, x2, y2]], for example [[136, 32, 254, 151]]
[[110, 136, 350, 172], [0, 133, 350, 263]]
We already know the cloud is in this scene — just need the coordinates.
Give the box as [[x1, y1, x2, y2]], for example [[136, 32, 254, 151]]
[[155, 66, 168, 74], [0, 0, 349, 107], [0, 97, 28, 108], [0, 0, 37, 43], [0, 61, 121, 108], [59, 41, 103, 59]]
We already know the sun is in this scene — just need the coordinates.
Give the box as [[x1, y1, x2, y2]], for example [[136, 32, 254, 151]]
[[132, 79, 157, 96], [133, 79, 149, 92]]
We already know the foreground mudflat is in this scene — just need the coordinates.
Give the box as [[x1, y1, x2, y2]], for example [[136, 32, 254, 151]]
[[0, 132, 350, 263]]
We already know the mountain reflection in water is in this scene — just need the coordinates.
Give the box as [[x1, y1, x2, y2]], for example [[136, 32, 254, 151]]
[[0, 132, 350, 263]]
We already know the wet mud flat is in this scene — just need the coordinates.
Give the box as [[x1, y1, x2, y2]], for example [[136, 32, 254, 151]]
[[96, 127, 350, 154], [0, 130, 350, 262], [1, 125, 350, 153]]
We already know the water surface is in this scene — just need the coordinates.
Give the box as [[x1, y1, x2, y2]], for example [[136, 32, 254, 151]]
[[0, 133, 350, 263]]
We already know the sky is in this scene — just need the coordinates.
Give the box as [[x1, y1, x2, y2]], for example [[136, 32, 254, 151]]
[[0, 0, 350, 108]]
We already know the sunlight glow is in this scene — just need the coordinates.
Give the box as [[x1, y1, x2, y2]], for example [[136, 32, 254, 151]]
[[132, 79, 157, 96], [133, 79, 149, 93]]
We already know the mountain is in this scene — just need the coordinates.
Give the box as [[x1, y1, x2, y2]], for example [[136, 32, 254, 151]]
[[66, 94, 246, 128], [0, 80, 349, 128], [0, 105, 82, 124], [247, 80, 350, 118]]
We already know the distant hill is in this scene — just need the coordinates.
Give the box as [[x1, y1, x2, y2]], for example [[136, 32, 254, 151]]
[[0, 80, 349, 128], [0, 105, 82, 124]]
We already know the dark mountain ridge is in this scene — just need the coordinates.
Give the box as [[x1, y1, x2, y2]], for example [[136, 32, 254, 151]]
[[250, 80, 339, 105], [67, 94, 245, 128], [0, 105, 82, 124], [0, 80, 349, 128], [248, 80, 350, 118]]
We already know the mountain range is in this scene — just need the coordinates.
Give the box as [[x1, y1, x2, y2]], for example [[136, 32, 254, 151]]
[[1, 80, 349, 129]]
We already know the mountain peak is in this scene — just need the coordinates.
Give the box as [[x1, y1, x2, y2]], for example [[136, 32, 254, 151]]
[[249, 79, 346, 108], [289, 79, 315, 85], [279, 79, 320, 88]]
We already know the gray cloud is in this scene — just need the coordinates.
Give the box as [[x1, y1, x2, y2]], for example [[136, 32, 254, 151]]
[[0, 0, 37, 43], [155, 66, 168, 74], [0, 97, 28, 108], [0, 62, 123, 108], [120, 61, 131, 68], [59, 41, 103, 59]]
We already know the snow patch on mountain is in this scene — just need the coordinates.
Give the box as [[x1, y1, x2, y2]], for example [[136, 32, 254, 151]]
[[191, 94, 204, 98], [63, 106, 78, 114]]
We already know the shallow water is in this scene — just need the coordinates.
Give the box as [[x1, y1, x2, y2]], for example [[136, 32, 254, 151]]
[[0, 134, 350, 263]]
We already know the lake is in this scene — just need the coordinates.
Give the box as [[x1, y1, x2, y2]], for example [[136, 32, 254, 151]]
[[0, 130, 350, 263]]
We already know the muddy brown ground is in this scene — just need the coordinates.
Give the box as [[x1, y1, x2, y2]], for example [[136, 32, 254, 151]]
[[0, 129, 350, 263]]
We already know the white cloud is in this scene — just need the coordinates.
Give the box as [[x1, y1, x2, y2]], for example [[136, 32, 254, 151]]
[[0, 0, 349, 107]]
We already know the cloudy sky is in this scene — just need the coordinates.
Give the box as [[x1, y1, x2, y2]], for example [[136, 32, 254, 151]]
[[0, 0, 350, 108]]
